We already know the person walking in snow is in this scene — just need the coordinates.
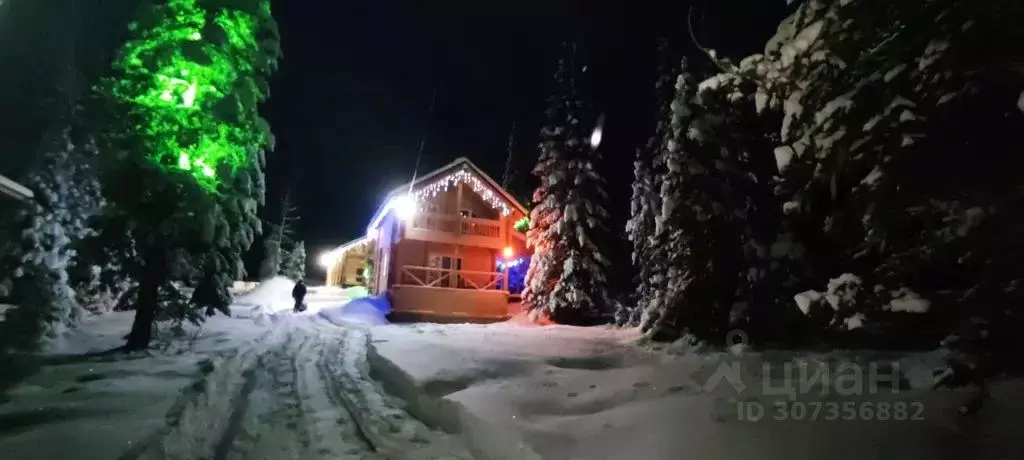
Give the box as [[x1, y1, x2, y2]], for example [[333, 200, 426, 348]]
[[292, 280, 308, 313]]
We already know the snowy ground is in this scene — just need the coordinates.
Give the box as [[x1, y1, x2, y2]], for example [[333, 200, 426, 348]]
[[369, 322, 1024, 460], [0, 291, 466, 460], [4, 287, 1024, 460]]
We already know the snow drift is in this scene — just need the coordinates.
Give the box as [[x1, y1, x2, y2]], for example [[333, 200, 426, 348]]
[[368, 323, 1024, 460], [319, 294, 391, 326], [231, 276, 298, 316]]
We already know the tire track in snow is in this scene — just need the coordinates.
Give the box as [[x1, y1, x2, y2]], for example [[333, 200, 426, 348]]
[[219, 328, 313, 460], [315, 332, 382, 453], [133, 313, 471, 460], [212, 361, 261, 459], [133, 327, 282, 460], [318, 326, 473, 460], [300, 328, 381, 459]]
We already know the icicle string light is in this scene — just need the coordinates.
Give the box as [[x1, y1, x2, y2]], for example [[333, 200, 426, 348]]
[[320, 236, 371, 267], [497, 257, 526, 270], [409, 167, 512, 216]]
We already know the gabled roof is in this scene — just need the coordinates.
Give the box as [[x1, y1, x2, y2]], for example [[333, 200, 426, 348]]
[[0, 174, 33, 201], [366, 157, 528, 234], [328, 236, 370, 255], [321, 235, 371, 268]]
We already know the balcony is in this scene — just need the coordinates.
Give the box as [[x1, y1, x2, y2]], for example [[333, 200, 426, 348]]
[[397, 265, 507, 291], [405, 211, 503, 248]]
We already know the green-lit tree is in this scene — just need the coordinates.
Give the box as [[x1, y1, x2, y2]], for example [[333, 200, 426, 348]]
[[95, 0, 280, 349]]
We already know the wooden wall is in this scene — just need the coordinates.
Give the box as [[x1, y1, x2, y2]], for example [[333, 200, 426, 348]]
[[390, 285, 509, 320], [394, 239, 496, 273]]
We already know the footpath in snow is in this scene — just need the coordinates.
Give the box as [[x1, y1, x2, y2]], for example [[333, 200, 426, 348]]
[[368, 321, 1024, 460], [0, 285, 466, 460]]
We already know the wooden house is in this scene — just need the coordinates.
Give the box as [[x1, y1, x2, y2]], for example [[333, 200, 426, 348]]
[[323, 236, 372, 288], [322, 157, 529, 321]]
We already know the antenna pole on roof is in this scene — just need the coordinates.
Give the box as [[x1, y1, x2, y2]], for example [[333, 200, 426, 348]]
[[501, 122, 516, 189], [408, 87, 438, 194]]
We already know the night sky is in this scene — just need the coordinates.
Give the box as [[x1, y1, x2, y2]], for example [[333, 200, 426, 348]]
[[263, 0, 786, 277]]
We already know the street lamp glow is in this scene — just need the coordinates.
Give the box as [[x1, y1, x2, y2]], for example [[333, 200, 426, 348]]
[[590, 114, 606, 149], [589, 126, 603, 149], [318, 251, 336, 269], [391, 194, 417, 221]]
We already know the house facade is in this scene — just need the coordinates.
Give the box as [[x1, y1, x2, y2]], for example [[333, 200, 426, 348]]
[[324, 236, 371, 288], [322, 158, 529, 321]]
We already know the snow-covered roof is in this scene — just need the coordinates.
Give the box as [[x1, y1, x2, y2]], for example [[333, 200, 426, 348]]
[[327, 236, 370, 256], [365, 157, 528, 234], [0, 174, 32, 201]]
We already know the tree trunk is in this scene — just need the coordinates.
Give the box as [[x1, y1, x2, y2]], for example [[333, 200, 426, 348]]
[[125, 249, 166, 350]]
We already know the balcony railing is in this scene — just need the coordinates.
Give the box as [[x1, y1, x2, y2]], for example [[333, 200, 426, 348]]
[[412, 212, 459, 233], [398, 265, 505, 291], [410, 212, 501, 238], [461, 217, 500, 237]]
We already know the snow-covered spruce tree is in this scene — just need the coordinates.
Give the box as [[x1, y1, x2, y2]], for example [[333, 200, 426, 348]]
[[190, 145, 267, 319], [638, 52, 790, 343], [258, 224, 282, 279], [523, 51, 610, 324], [695, 65, 804, 343], [521, 171, 559, 319], [70, 207, 140, 314], [258, 191, 298, 279], [96, 0, 280, 349], [618, 41, 679, 327], [1, 116, 102, 351], [522, 60, 572, 321], [640, 58, 699, 339], [550, 123, 612, 324], [753, 0, 1024, 338], [280, 240, 306, 281], [641, 58, 751, 342], [0, 2, 106, 350], [618, 149, 657, 327], [72, 255, 134, 314]]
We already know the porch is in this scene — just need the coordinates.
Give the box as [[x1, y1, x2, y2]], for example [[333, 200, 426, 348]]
[[397, 265, 508, 291], [388, 265, 512, 321]]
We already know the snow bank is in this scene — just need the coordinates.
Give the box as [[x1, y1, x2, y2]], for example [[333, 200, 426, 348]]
[[229, 281, 258, 295], [885, 288, 931, 313], [318, 294, 390, 326], [231, 276, 297, 315], [368, 323, 645, 458], [774, 145, 795, 172], [368, 323, 1024, 460], [793, 290, 822, 315], [1, 311, 272, 459], [0, 303, 13, 321]]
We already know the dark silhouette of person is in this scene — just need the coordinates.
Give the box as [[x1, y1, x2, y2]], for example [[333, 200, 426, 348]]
[[292, 280, 307, 313]]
